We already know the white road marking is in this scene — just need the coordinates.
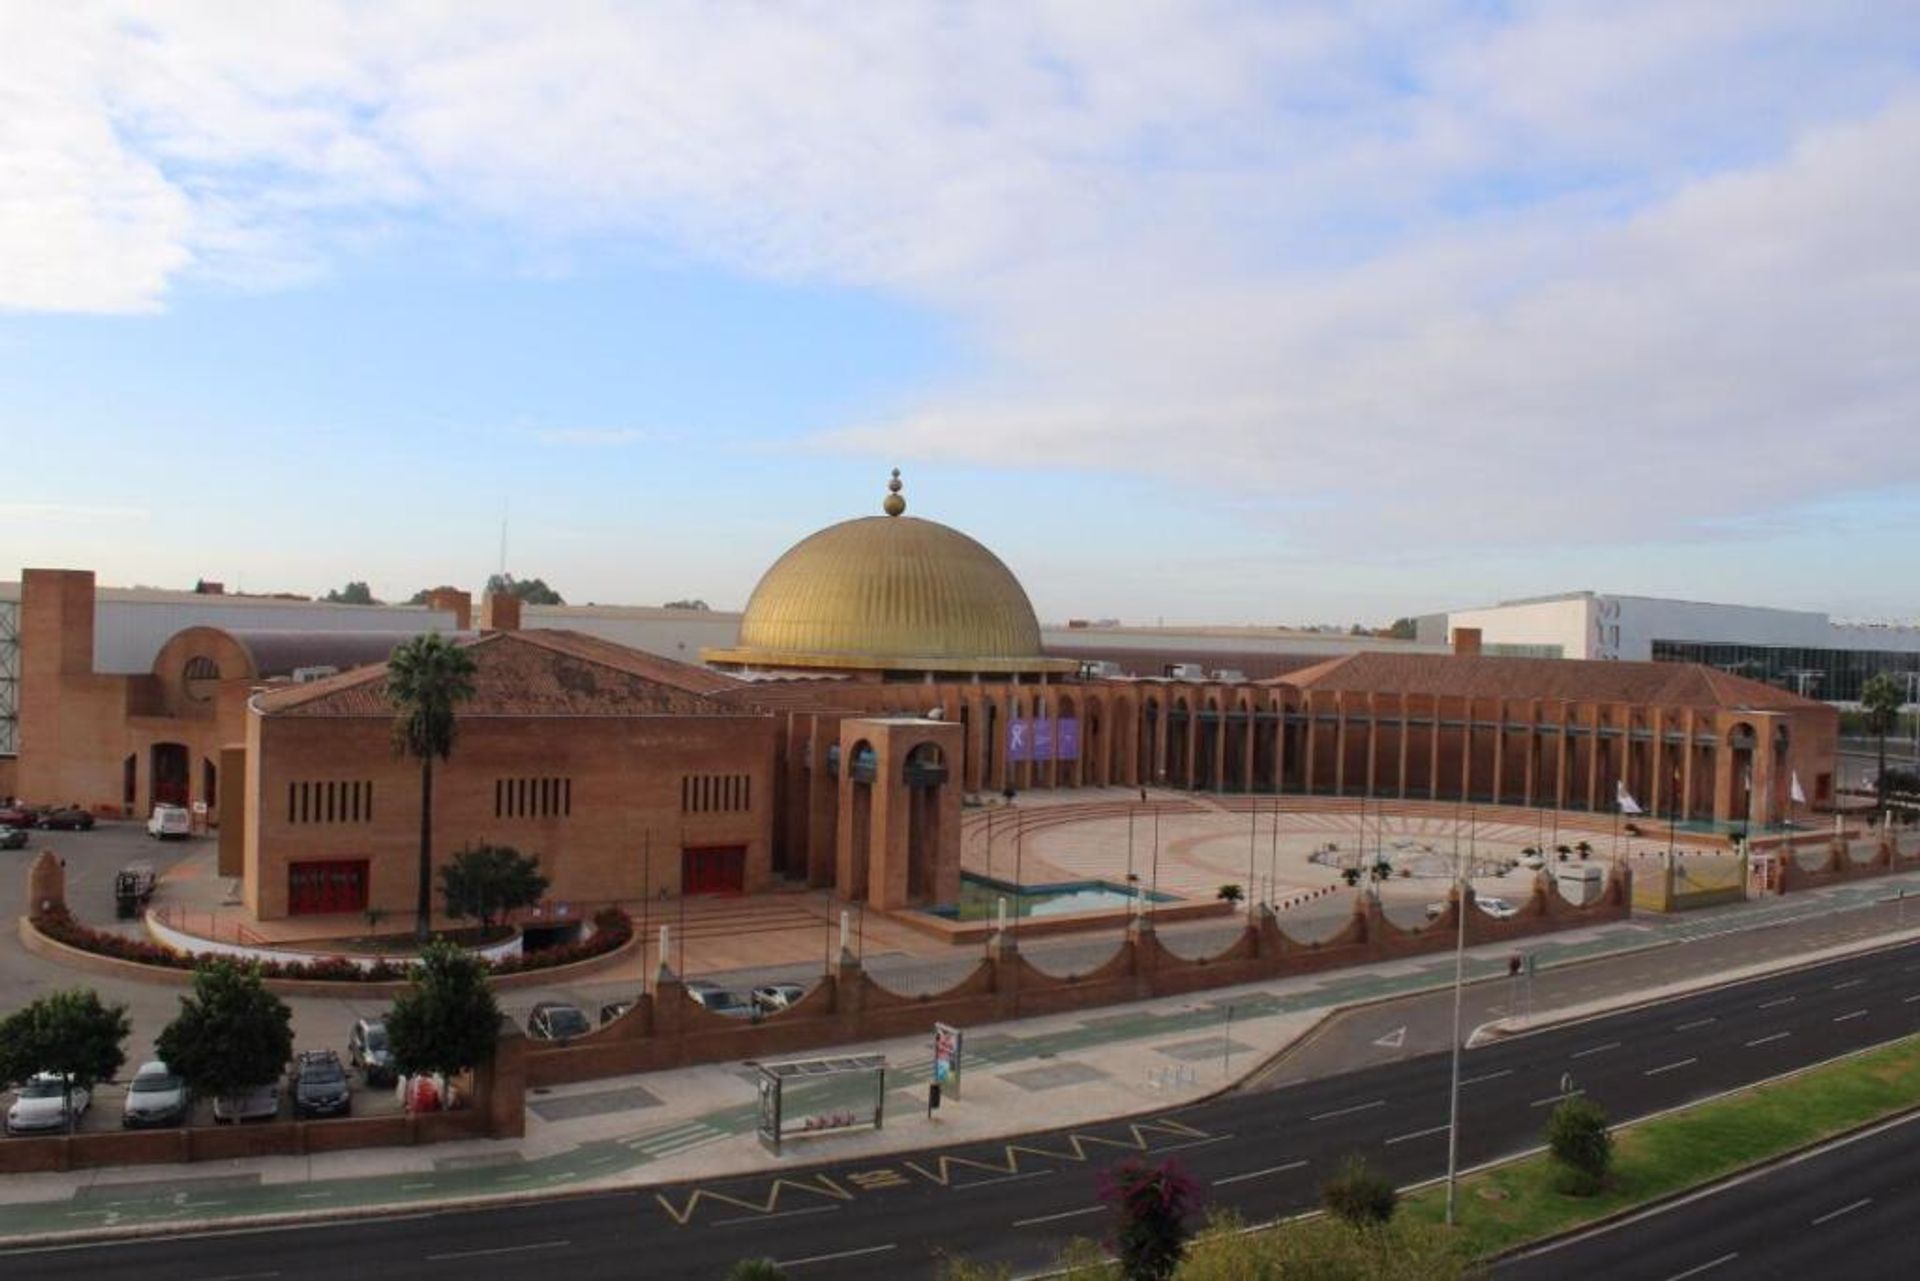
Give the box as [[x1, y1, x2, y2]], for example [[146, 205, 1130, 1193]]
[[425, 1240, 569, 1262], [1903, 994, 1920, 1004], [1759, 996, 1796, 1009], [775, 1244, 897, 1268], [1833, 978, 1867, 991], [1571, 1041, 1621, 1059], [1674, 1017, 1716, 1031], [1153, 1133, 1234, 1155], [1834, 1010, 1869, 1023], [1310, 1099, 1386, 1122], [1372, 1026, 1407, 1049], [1811, 1196, 1872, 1226], [292, 1192, 333, 1200], [1530, 1090, 1584, 1108], [1460, 1069, 1513, 1087], [1665, 1252, 1738, 1281], [1014, 1206, 1104, 1227], [1386, 1123, 1452, 1146], [1215, 1159, 1308, 1186], [1746, 1032, 1791, 1047], [712, 1205, 841, 1227], [954, 1170, 1048, 1190], [1646, 1058, 1698, 1076]]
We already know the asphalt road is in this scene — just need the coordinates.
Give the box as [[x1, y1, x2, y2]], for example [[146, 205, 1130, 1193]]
[[9, 937, 1920, 1279], [1499, 1109, 1920, 1280]]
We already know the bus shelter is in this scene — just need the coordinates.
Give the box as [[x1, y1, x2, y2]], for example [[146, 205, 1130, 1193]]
[[756, 1053, 887, 1154]]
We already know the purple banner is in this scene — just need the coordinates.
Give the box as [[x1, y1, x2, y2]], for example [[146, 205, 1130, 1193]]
[[1005, 717, 1080, 762]]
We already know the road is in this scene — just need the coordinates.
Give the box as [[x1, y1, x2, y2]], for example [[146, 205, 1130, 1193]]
[[8, 937, 1920, 1279], [1500, 1109, 1920, 1280]]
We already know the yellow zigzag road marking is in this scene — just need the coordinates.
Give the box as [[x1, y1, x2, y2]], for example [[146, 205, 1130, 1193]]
[[903, 1118, 1208, 1186], [654, 1174, 852, 1226]]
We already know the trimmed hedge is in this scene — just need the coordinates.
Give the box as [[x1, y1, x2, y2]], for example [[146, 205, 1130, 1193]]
[[31, 904, 633, 984]]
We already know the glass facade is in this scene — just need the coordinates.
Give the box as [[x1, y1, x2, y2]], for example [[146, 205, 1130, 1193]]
[[1651, 638, 1920, 703]]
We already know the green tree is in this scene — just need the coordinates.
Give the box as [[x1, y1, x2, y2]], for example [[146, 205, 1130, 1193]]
[[155, 961, 292, 1101], [323, 580, 378, 605], [1546, 1094, 1613, 1195], [663, 598, 711, 611], [407, 585, 461, 606], [388, 633, 479, 941], [386, 940, 501, 1079], [0, 988, 130, 1133], [440, 844, 550, 929], [1215, 883, 1243, 906], [1097, 1157, 1201, 1280], [1321, 1153, 1398, 1225], [485, 572, 564, 606], [1862, 671, 1905, 812], [1387, 616, 1419, 640]]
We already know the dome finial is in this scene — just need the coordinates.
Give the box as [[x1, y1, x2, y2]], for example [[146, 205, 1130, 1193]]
[[883, 467, 906, 517]]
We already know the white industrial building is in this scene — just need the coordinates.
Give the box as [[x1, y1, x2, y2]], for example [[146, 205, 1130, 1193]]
[[1422, 591, 1920, 703]]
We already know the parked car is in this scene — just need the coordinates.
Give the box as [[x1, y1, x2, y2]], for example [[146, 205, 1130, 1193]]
[[7, 1073, 90, 1135], [347, 1017, 396, 1086], [598, 1000, 635, 1026], [121, 1061, 189, 1129], [288, 1050, 352, 1119], [38, 807, 95, 831], [0, 805, 39, 829], [1518, 851, 1546, 871], [212, 1083, 280, 1124], [526, 1001, 592, 1042], [0, 826, 28, 851], [114, 863, 158, 920], [1477, 896, 1520, 920], [1424, 900, 1450, 920], [146, 804, 192, 840], [685, 981, 754, 1019], [750, 982, 808, 1013]]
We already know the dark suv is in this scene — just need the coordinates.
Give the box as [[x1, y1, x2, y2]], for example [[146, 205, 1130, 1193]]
[[288, 1050, 352, 1119]]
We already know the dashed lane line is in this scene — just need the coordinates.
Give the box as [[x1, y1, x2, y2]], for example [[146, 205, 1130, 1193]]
[[1460, 1069, 1513, 1087], [1646, 1058, 1698, 1077], [1810, 1197, 1872, 1226], [1759, 996, 1797, 1009], [1570, 1041, 1621, 1059], [1745, 1032, 1791, 1047], [1214, 1159, 1308, 1186], [1014, 1206, 1104, 1228], [425, 1240, 569, 1262], [711, 1205, 840, 1228], [1386, 1123, 1452, 1146], [1833, 1010, 1869, 1023], [775, 1244, 897, 1269], [1665, 1252, 1738, 1281], [1309, 1099, 1385, 1122], [1530, 1090, 1584, 1108], [1674, 1017, 1716, 1031]]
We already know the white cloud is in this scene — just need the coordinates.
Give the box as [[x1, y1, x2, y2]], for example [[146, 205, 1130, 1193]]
[[2, 2, 1916, 551]]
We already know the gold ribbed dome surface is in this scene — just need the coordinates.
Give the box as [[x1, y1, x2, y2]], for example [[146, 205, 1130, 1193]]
[[707, 476, 1069, 674]]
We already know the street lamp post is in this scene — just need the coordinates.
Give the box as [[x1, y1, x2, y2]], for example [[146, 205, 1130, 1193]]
[[1445, 799, 1468, 1225]]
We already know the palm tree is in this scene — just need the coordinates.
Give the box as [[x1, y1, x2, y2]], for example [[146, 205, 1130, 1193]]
[[388, 634, 478, 941], [1861, 672, 1904, 815]]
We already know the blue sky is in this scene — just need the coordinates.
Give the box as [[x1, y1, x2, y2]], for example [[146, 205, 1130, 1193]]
[[3, 4, 1919, 626]]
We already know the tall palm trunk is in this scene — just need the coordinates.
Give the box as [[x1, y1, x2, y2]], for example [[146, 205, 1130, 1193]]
[[416, 755, 434, 942]]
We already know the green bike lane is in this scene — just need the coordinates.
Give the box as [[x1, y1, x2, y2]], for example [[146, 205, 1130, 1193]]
[[5, 872, 1919, 1242]]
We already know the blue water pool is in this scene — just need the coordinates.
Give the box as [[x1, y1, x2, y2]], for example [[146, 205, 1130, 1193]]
[[928, 873, 1175, 921]]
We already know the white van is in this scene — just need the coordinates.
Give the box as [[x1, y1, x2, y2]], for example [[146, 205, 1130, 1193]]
[[146, 804, 191, 840]]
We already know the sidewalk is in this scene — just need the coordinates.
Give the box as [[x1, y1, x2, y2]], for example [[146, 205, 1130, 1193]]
[[5, 870, 1920, 1243]]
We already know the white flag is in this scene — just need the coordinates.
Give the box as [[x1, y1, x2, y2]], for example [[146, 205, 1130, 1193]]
[[1616, 780, 1644, 815], [1790, 771, 1807, 805]]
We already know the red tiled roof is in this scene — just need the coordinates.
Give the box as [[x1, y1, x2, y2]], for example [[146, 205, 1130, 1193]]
[[256, 630, 757, 718], [1263, 652, 1822, 711]]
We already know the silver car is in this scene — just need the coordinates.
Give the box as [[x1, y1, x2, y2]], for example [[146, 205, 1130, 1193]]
[[212, 1082, 280, 1124], [122, 1061, 189, 1128], [7, 1073, 89, 1135]]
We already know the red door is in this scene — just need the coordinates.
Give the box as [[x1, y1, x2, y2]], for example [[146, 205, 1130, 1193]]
[[681, 846, 746, 895], [288, 860, 369, 915]]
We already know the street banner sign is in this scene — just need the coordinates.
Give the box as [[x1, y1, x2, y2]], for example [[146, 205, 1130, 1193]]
[[933, 1022, 964, 1099]]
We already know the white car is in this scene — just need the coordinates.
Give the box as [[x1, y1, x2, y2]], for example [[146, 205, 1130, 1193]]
[[1518, 851, 1546, 871], [121, 1061, 190, 1129], [1477, 896, 1520, 920], [146, 804, 192, 839], [7, 1073, 89, 1135]]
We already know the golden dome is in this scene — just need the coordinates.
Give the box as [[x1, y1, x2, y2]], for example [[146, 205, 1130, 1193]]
[[705, 474, 1072, 675]]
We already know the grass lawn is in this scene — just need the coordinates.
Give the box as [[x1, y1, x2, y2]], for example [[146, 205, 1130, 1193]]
[[1398, 1032, 1920, 1260]]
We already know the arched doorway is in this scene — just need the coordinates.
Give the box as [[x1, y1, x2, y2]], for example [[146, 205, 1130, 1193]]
[[150, 742, 188, 808], [904, 742, 948, 902]]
